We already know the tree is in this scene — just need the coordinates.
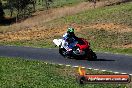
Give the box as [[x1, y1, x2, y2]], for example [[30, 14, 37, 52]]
[[44, 0, 53, 10], [0, 0, 5, 19], [6, 0, 37, 21]]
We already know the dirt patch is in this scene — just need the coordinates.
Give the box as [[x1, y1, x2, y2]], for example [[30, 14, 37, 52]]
[[0, 26, 67, 42], [0, 23, 84, 42], [123, 44, 132, 48], [68, 23, 132, 33], [87, 23, 132, 33]]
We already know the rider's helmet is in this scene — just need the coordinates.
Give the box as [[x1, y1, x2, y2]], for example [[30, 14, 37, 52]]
[[67, 27, 74, 33], [66, 27, 75, 42], [67, 27, 75, 37]]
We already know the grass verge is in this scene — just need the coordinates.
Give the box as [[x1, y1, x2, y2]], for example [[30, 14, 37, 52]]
[[0, 57, 131, 88]]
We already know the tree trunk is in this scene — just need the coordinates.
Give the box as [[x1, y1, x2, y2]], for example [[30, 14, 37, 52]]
[[45, 0, 49, 10], [32, 0, 36, 12]]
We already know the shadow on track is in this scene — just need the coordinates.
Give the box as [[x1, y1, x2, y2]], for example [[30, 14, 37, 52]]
[[72, 58, 115, 61], [89, 58, 115, 61]]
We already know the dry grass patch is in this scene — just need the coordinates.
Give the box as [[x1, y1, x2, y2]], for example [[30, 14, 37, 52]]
[[87, 23, 132, 33], [0, 23, 131, 42], [0, 23, 84, 42], [123, 44, 132, 48], [114, 44, 132, 49], [0, 25, 67, 42]]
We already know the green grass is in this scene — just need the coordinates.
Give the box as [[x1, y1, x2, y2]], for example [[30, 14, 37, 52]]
[[35, 0, 84, 10], [48, 2, 132, 26], [49, 0, 85, 8], [0, 39, 55, 48], [0, 57, 129, 88]]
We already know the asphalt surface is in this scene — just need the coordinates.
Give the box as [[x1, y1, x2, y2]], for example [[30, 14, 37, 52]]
[[0, 46, 132, 74]]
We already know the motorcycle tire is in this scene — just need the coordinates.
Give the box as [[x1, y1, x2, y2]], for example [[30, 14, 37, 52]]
[[87, 49, 97, 60], [59, 48, 67, 57]]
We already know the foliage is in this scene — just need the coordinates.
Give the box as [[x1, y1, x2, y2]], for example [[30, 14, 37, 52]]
[[0, 0, 5, 19]]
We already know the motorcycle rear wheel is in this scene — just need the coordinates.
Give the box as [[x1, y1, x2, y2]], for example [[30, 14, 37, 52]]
[[87, 49, 97, 60]]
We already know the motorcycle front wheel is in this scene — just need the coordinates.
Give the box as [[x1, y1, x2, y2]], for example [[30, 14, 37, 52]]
[[59, 48, 67, 57]]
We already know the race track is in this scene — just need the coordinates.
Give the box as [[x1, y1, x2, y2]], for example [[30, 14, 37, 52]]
[[0, 46, 132, 74]]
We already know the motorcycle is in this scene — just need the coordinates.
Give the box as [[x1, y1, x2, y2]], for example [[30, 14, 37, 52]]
[[53, 37, 97, 60]]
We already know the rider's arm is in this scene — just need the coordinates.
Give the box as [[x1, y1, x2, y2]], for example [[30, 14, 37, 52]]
[[62, 33, 68, 40]]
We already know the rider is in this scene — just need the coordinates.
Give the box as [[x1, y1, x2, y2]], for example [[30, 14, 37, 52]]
[[62, 27, 78, 52]]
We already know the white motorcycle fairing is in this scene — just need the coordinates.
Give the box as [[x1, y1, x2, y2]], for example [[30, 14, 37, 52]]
[[53, 39, 70, 50], [53, 39, 63, 47]]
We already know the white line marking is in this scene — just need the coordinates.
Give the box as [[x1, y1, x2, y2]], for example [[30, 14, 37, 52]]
[[88, 68, 92, 70], [94, 69, 99, 70], [73, 66, 79, 68], [121, 73, 127, 74], [58, 64, 63, 66], [42, 62, 132, 76], [114, 72, 119, 74], [102, 70, 106, 72], [81, 67, 86, 68], [66, 65, 71, 67]]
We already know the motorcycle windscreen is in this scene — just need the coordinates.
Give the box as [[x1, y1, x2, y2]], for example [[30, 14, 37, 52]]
[[53, 39, 63, 47]]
